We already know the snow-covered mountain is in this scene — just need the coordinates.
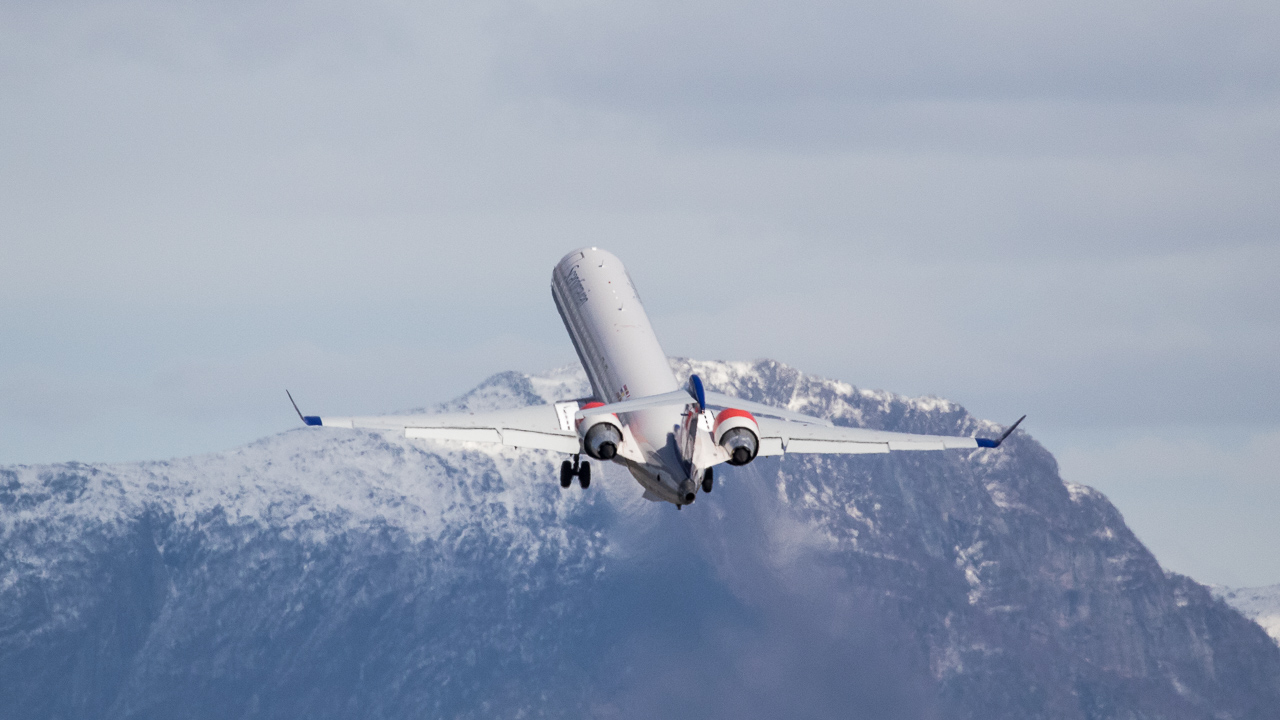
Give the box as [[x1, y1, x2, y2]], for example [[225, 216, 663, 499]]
[[3, 359, 1278, 719], [1215, 585, 1280, 647]]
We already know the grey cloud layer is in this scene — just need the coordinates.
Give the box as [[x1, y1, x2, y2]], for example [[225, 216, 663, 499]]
[[507, 0, 1280, 104]]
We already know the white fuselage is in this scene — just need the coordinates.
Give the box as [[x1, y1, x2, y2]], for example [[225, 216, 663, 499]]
[[551, 247, 703, 503]]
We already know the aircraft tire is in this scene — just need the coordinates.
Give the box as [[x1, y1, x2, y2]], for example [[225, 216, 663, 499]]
[[579, 461, 591, 489], [701, 468, 713, 494], [560, 460, 573, 488]]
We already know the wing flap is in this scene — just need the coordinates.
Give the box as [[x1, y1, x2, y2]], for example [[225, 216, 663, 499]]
[[499, 428, 581, 454], [753, 416, 982, 457], [314, 404, 580, 454], [788, 439, 891, 454], [757, 436, 785, 457], [404, 425, 579, 453], [887, 440, 947, 451], [405, 427, 502, 443]]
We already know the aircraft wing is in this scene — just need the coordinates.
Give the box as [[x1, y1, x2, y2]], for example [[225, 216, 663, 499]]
[[304, 402, 583, 455], [753, 416, 1012, 457]]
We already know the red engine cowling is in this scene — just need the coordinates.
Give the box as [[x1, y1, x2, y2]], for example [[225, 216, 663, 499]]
[[576, 402, 623, 460], [714, 409, 759, 466]]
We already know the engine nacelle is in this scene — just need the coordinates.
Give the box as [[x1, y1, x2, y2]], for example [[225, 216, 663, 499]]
[[714, 409, 759, 466], [576, 402, 623, 460]]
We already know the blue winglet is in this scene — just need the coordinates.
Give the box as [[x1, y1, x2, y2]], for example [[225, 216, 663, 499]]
[[977, 415, 1026, 449], [287, 390, 323, 427], [688, 374, 707, 411]]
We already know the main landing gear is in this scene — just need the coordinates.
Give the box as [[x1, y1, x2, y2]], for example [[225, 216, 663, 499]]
[[559, 455, 591, 489], [701, 467, 714, 494]]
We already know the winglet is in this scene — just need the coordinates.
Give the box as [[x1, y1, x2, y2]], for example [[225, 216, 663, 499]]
[[977, 415, 1026, 448], [286, 390, 323, 426]]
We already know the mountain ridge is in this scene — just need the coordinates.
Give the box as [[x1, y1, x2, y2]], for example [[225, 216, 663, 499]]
[[1215, 584, 1280, 647], [2, 358, 1277, 719]]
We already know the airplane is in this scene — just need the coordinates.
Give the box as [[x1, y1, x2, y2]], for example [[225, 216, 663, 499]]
[[289, 247, 1024, 508]]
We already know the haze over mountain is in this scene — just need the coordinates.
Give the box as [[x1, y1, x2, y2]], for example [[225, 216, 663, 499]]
[[3, 360, 1278, 719]]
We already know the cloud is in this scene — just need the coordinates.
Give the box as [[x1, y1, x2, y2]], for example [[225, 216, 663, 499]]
[[503, 0, 1280, 107], [589, 479, 939, 719]]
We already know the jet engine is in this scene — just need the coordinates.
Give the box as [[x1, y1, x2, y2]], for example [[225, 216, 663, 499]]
[[713, 408, 759, 465], [576, 402, 623, 460]]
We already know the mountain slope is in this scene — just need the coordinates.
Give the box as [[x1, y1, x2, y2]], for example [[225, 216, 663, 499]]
[[1215, 585, 1280, 647], [2, 359, 1277, 719]]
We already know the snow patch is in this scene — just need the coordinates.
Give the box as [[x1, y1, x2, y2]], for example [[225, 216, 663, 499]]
[[1213, 584, 1280, 647], [1065, 482, 1099, 503]]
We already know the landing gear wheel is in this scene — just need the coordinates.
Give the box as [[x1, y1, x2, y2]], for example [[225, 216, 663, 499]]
[[701, 467, 714, 494], [578, 461, 591, 489], [560, 460, 573, 488]]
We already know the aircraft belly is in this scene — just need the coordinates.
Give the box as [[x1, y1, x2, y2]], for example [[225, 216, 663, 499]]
[[625, 458, 681, 503]]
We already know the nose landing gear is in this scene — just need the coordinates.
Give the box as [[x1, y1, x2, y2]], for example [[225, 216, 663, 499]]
[[559, 455, 591, 489]]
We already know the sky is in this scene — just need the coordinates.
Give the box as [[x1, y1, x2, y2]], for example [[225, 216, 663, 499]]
[[2, 0, 1277, 586]]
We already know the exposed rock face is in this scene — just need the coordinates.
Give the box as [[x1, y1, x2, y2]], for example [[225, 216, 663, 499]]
[[2, 359, 1278, 719]]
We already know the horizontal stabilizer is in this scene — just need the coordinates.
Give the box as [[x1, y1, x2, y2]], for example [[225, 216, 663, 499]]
[[576, 386, 834, 427], [702, 391, 833, 427], [575, 389, 696, 420]]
